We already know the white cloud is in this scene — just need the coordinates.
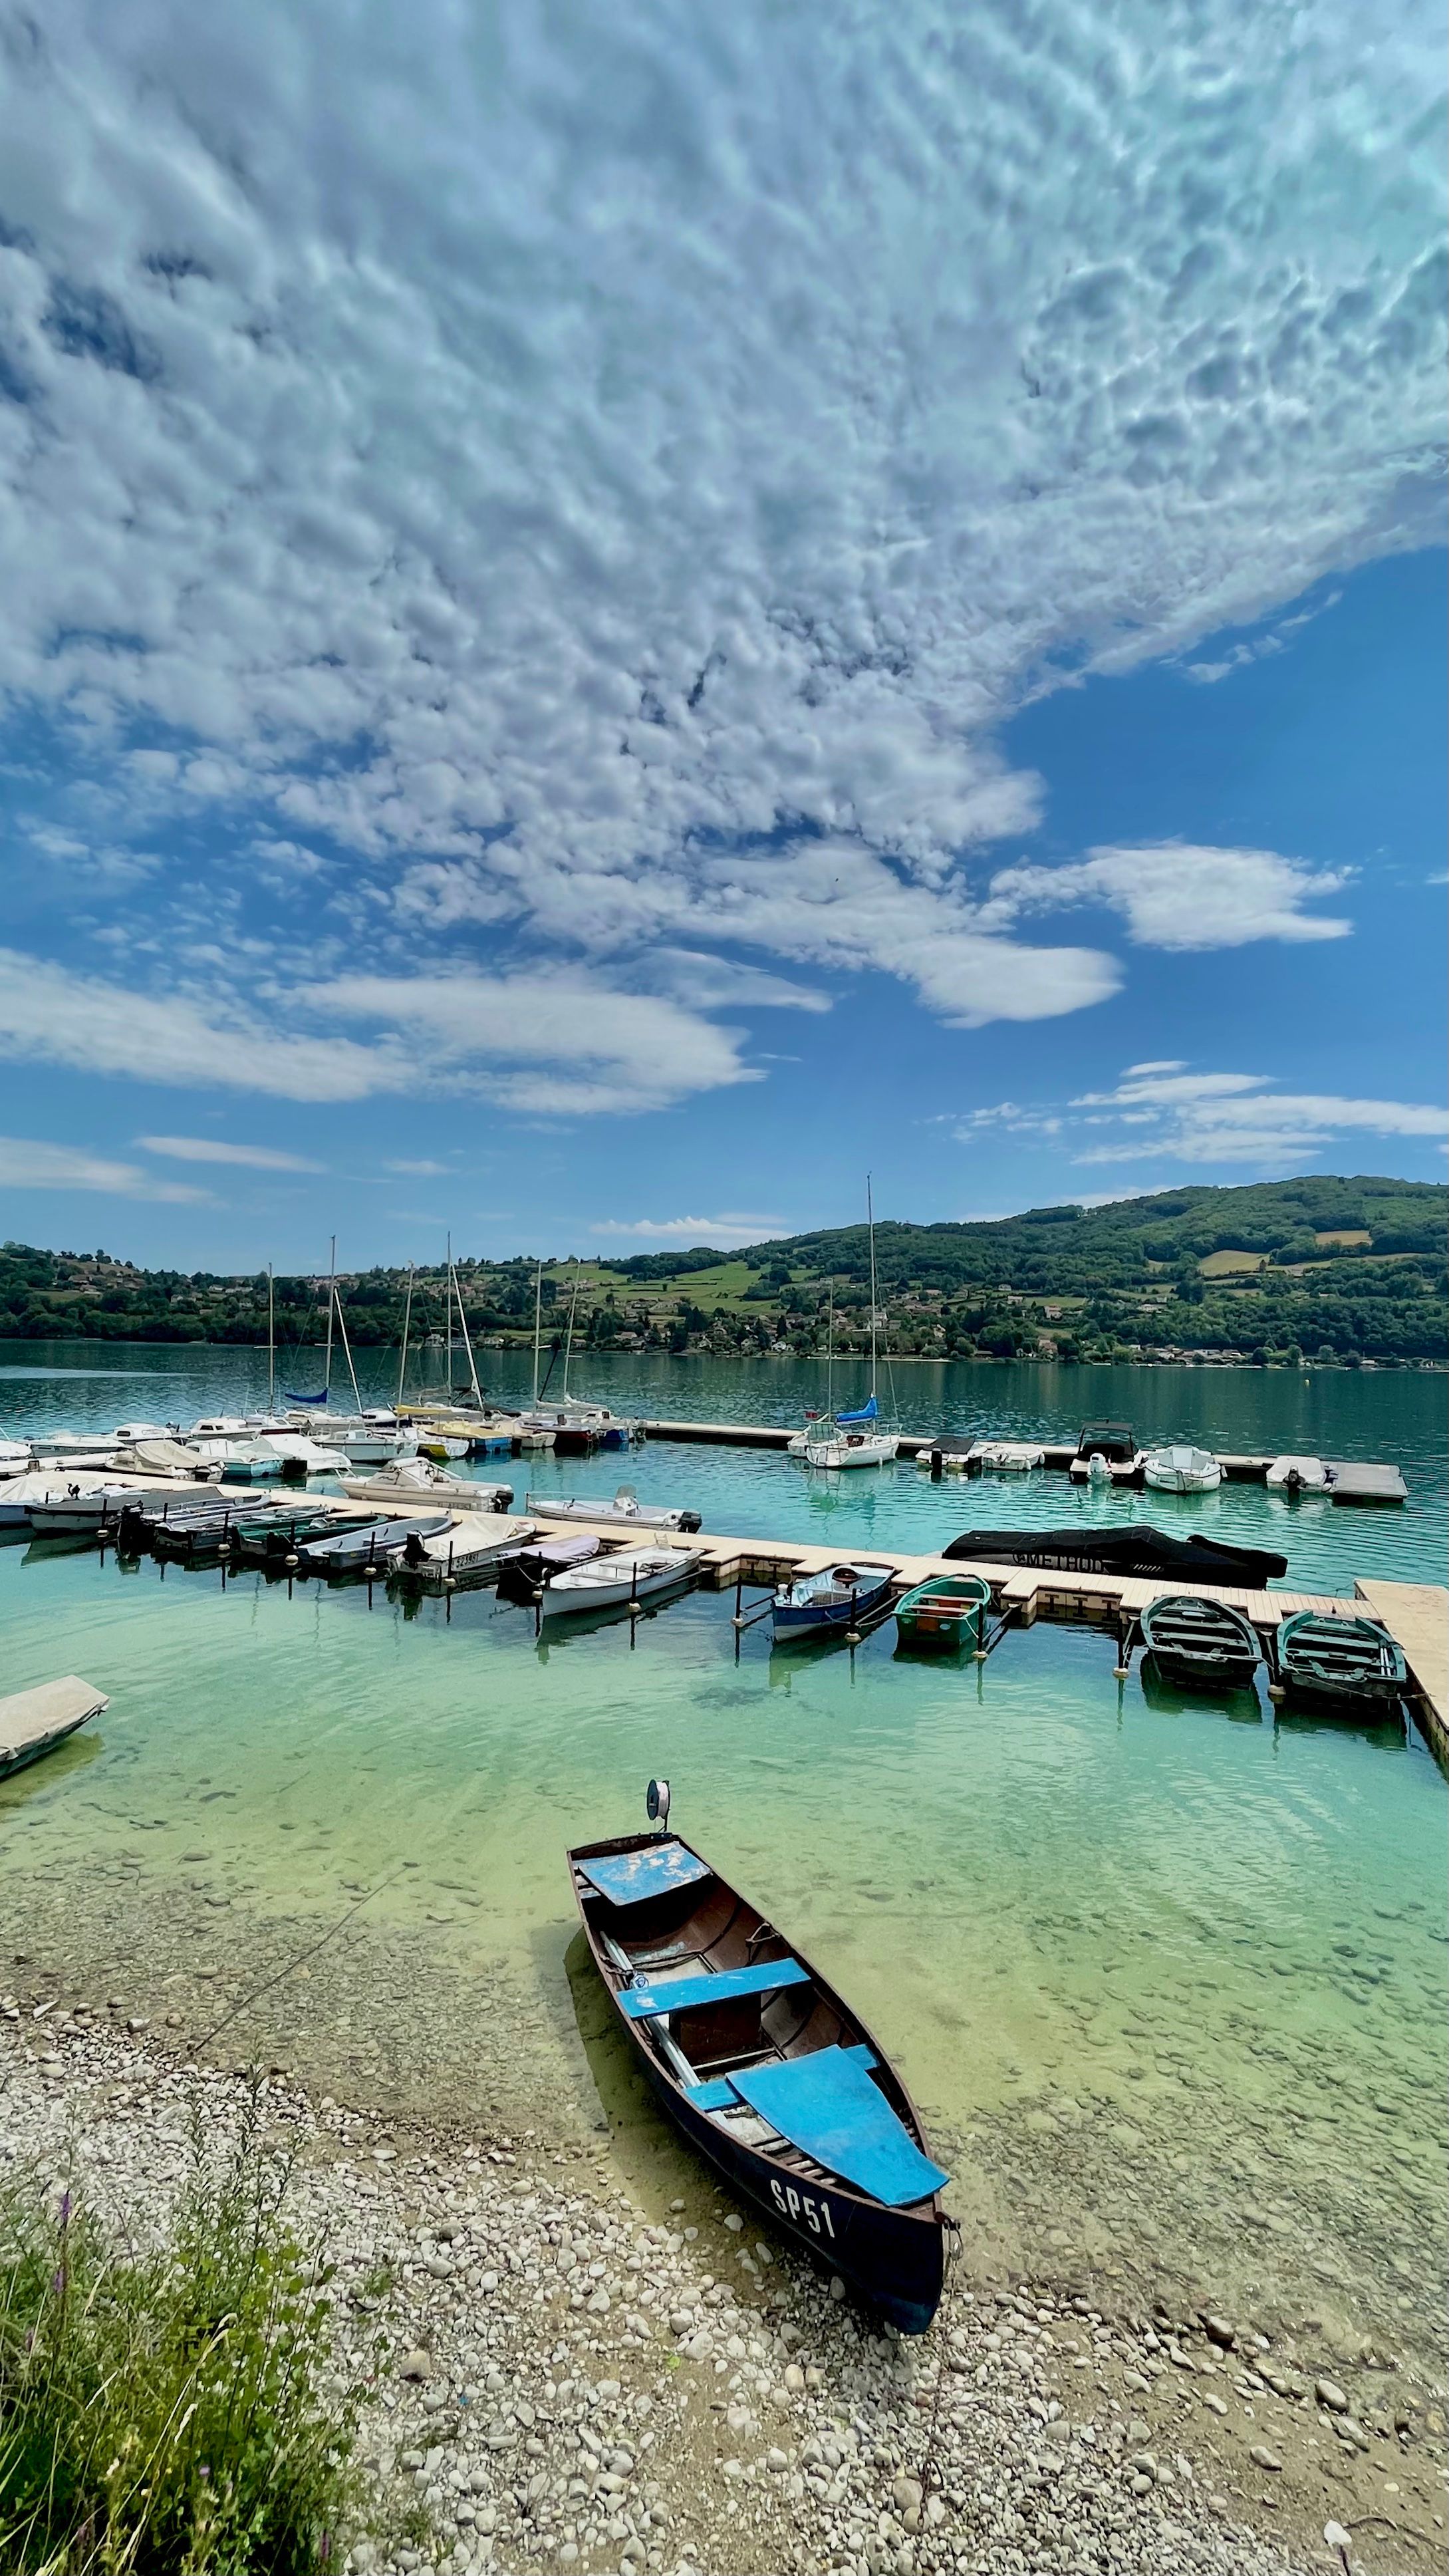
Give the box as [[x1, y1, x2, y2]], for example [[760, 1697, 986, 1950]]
[[385, 1157, 452, 1176], [591, 1215, 781, 1242], [947, 1064, 1448, 1170], [136, 1134, 324, 1171], [0, 1137, 209, 1199], [0, 0, 1439, 1047], [984, 844, 1353, 949]]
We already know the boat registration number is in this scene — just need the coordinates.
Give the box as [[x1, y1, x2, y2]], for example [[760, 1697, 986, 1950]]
[[769, 2178, 835, 2238]]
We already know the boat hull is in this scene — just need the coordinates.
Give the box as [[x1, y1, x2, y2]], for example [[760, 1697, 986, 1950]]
[[773, 1570, 894, 1639], [542, 1554, 700, 1616], [569, 1829, 948, 2333], [1273, 1613, 1408, 1713], [895, 1577, 990, 1652]]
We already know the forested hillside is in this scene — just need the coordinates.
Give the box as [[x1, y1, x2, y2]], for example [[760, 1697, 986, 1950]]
[[2, 1175, 1444, 1365]]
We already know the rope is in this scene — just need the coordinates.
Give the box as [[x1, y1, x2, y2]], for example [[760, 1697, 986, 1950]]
[[185, 1862, 411, 2061]]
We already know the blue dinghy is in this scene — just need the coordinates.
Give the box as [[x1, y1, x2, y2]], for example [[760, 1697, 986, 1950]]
[[569, 1785, 951, 2332], [772, 1560, 894, 1642]]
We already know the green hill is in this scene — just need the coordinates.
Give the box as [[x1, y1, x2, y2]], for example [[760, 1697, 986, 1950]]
[[2, 1175, 1444, 1365]]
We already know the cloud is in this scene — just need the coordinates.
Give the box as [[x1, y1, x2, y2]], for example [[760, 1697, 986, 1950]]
[[948, 1064, 1448, 1169], [591, 1215, 781, 1241], [0, 0, 1439, 1050], [136, 1134, 324, 1171], [385, 1158, 452, 1176], [0, 1137, 209, 1199], [984, 844, 1353, 949]]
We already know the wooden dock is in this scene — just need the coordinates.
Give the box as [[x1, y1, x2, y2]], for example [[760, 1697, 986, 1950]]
[[638, 1420, 1407, 1501], [0, 1675, 108, 1780]]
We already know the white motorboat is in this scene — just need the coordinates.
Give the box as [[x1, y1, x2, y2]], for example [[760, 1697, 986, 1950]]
[[1265, 1454, 1335, 1495], [972, 1441, 1045, 1473], [0, 1473, 120, 1530], [27, 1486, 145, 1536], [339, 1459, 514, 1512], [0, 1437, 32, 1478], [27, 1431, 118, 1463], [526, 1484, 701, 1532], [117, 1437, 220, 1480], [394, 1512, 537, 1577], [541, 1545, 702, 1618], [1142, 1444, 1223, 1495]]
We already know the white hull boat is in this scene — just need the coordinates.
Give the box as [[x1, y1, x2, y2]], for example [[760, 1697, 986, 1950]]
[[527, 1485, 701, 1532], [1265, 1455, 1333, 1495], [802, 1431, 898, 1469], [396, 1512, 537, 1577], [27, 1486, 145, 1536], [541, 1546, 702, 1617], [27, 1432, 118, 1465], [339, 1459, 514, 1512], [1142, 1445, 1223, 1495], [972, 1442, 1045, 1473]]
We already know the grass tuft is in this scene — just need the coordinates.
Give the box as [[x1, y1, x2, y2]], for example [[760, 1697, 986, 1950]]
[[0, 2092, 358, 2573]]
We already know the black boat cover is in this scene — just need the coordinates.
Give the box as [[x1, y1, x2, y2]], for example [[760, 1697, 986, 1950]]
[[942, 1524, 1287, 1583]]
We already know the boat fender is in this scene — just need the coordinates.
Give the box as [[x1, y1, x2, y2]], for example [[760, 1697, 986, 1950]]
[[647, 1776, 671, 1828]]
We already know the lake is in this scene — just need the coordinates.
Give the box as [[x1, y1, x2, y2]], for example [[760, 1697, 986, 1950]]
[[1, 1343, 1444, 2381]]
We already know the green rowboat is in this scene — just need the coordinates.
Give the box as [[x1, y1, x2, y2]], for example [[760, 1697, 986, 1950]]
[[894, 1572, 991, 1651]]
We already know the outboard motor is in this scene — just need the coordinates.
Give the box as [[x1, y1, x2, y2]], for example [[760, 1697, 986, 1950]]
[[679, 1511, 702, 1532]]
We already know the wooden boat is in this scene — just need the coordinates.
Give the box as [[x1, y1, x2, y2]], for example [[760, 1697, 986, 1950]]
[[1138, 1592, 1259, 1691], [526, 1485, 701, 1532], [1142, 1445, 1223, 1495], [541, 1545, 701, 1618], [1, 1675, 108, 1781], [495, 1532, 602, 1604], [1273, 1612, 1408, 1713], [568, 1794, 950, 2333], [772, 1562, 894, 1641], [894, 1572, 991, 1651], [295, 1512, 453, 1574]]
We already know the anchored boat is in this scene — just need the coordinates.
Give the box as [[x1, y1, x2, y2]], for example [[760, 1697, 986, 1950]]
[[772, 1562, 894, 1641], [942, 1524, 1288, 1584], [340, 1459, 515, 1513], [1142, 1445, 1223, 1495], [1138, 1592, 1260, 1691], [894, 1573, 991, 1653], [495, 1533, 602, 1604], [1265, 1455, 1335, 1496], [568, 1785, 951, 2333], [541, 1545, 701, 1618], [526, 1485, 702, 1532], [1272, 1612, 1408, 1714]]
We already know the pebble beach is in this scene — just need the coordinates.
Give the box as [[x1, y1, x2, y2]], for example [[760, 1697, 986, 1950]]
[[3, 1999, 1444, 2576]]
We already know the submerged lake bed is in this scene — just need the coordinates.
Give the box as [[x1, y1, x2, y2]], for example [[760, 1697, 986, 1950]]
[[1, 1345, 1445, 2412]]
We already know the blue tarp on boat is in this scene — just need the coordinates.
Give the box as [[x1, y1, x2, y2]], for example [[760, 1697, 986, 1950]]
[[729, 2046, 948, 2207], [579, 1840, 713, 1909], [835, 1395, 878, 1423], [285, 1388, 329, 1405]]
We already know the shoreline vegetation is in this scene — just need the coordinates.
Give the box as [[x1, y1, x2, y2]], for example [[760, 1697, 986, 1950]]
[[6, 2014, 1442, 2576], [3, 1177, 1446, 1370]]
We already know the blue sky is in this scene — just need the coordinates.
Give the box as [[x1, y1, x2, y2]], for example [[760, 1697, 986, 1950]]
[[1, 0, 1444, 1269]]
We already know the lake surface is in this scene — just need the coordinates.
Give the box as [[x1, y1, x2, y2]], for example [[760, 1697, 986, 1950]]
[[1, 1344, 1444, 2378]]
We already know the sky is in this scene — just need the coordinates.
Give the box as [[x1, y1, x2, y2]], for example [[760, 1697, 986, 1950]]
[[0, 0, 1445, 1270]]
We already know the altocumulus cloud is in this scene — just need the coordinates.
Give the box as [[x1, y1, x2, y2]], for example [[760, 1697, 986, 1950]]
[[0, 0, 1442, 1076]]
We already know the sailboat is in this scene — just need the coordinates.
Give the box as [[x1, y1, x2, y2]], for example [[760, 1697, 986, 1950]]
[[787, 1280, 834, 1456], [515, 1267, 640, 1454], [281, 1239, 413, 1462], [802, 1184, 898, 1469]]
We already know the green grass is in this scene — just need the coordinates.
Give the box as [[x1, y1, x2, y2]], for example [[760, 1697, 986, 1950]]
[[0, 2095, 358, 2574]]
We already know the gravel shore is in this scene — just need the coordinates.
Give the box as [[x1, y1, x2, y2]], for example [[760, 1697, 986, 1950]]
[[2, 2007, 1442, 2576]]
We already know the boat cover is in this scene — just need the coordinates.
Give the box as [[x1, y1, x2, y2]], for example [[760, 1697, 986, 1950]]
[[620, 1959, 811, 2019], [579, 1841, 712, 1908], [942, 1524, 1287, 1583], [729, 2047, 948, 2208], [836, 1395, 878, 1424]]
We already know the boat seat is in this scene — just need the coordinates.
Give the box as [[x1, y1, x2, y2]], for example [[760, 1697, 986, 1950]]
[[729, 2046, 948, 2208], [685, 2042, 876, 2111], [618, 1958, 811, 2020]]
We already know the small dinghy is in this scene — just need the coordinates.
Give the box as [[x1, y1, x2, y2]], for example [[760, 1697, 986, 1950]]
[[26, 1487, 142, 1537], [971, 1441, 1044, 1473], [1138, 1592, 1260, 1691], [526, 1484, 702, 1532], [1273, 1611, 1408, 1713], [894, 1572, 991, 1652], [1142, 1445, 1222, 1495], [913, 1435, 976, 1474], [772, 1562, 894, 1641], [495, 1532, 602, 1604], [568, 1783, 951, 2333], [1265, 1455, 1334, 1496], [541, 1545, 702, 1618], [295, 1512, 453, 1574]]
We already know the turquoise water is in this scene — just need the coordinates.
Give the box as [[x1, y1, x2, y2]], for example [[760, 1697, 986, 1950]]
[[1, 1345, 1444, 2369]]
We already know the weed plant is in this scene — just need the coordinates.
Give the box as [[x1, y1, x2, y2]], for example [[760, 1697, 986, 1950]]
[[0, 2093, 357, 2573]]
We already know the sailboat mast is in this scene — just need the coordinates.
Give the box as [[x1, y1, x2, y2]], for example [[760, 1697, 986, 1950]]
[[531, 1261, 543, 1405], [826, 1278, 835, 1417], [867, 1175, 878, 1401], [324, 1234, 336, 1397], [267, 1264, 275, 1413], [561, 1273, 579, 1401], [446, 1232, 454, 1398], [454, 1256, 483, 1405], [396, 1264, 414, 1407], [334, 1290, 364, 1412]]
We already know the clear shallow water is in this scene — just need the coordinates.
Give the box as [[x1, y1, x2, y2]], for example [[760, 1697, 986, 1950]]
[[1, 1345, 1444, 2366]]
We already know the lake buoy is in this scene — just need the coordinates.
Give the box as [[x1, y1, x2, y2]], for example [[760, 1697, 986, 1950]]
[[1267, 1682, 1285, 1703], [284, 1552, 299, 1568], [845, 1628, 861, 1646], [1113, 1664, 1129, 1679]]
